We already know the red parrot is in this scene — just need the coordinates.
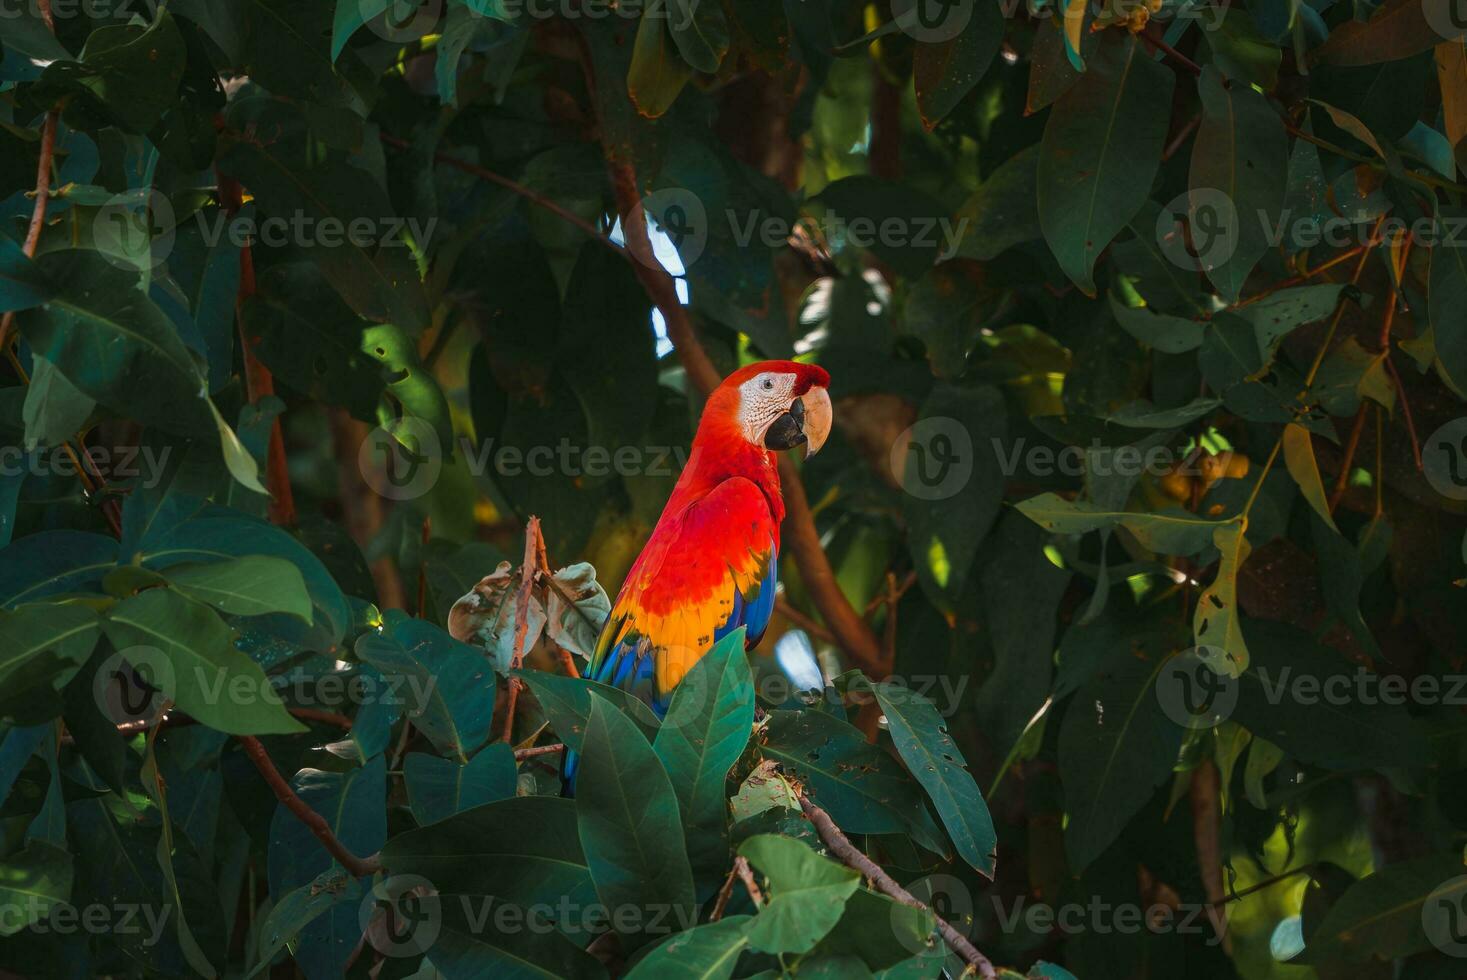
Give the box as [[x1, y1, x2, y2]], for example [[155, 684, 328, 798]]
[[564, 360, 831, 786]]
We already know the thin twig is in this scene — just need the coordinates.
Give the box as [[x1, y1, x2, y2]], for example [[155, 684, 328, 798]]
[[1140, 28, 1202, 76], [1327, 406, 1367, 513], [732, 855, 764, 906], [798, 793, 997, 978], [500, 517, 543, 743], [1383, 356, 1424, 471], [237, 736, 381, 878], [513, 742, 564, 761], [1190, 758, 1232, 951], [709, 862, 740, 922]]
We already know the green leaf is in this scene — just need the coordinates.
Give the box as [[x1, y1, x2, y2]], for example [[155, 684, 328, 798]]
[[403, 744, 517, 826], [625, 916, 753, 980], [628, 9, 694, 118], [0, 531, 118, 608], [165, 556, 313, 621], [808, 887, 940, 974], [103, 589, 306, 735], [1016, 492, 1223, 555], [667, 0, 729, 73], [0, 841, 72, 936], [854, 677, 996, 877], [354, 616, 496, 761], [1281, 423, 1338, 532], [16, 250, 213, 437], [653, 628, 755, 882], [738, 834, 860, 954], [217, 104, 429, 334], [1239, 284, 1349, 357], [1037, 32, 1174, 295], [42, 11, 186, 133], [1190, 66, 1288, 302], [1204, 9, 1282, 89], [1193, 521, 1251, 673], [576, 693, 697, 951], [953, 145, 1042, 261], [759, 710, 944, 852], [0, 603, 101, 723], [1108, 289, 1206, 354], [903, 384, 1006, 607], [1314, 0, 1444, 67], [140, 735, 218, 978], [0, 236, 54, 314], [330, 0, 389, 60], [1429, 206, 1467, 393], [1302, 855, 1467, 962], [1058, 651, 1183, 873], [251, 870, 360, 979], [21, 355, 95, 451], [913, 0, 1003, 130], [266, 757, 386, 979], [516, 669, 662, 753], [381, 795, 595, 907]]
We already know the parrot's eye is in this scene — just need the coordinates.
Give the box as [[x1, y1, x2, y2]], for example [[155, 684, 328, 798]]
[[762, 379, 774, 391]]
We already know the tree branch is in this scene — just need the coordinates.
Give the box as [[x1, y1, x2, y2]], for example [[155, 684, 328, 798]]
[[500, 517, 544, 743], [218, 172, 295, 526], [237, 736, 381, 878], [798, 792, 997, 979]]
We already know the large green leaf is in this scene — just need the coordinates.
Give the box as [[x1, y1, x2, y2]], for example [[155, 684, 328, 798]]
[[0, 531, 118, 608], [1301, 855, 1467, 963], [102, 589, 306, 735], [1058, 650, 1183, 873], [653, 628, 755, 883], [576, 694, 697, 951], [913, 0, 1003, 130], [381, 795, 594, 906], [759, 709, 945, 853], [1189, 66, 1288, 302], [625, 915, 753, 980], [516, 669, 662, 753], [403, 744, 517, 826], [855, 677, 996, 877], [1037, 32, 1174, 295], [738, 834, 860, 954], [266, 756, 386, 980], [0, 841, 73, 936], [0, 603, 101, 723], [354, 615, 496, 761], [16, 250, 213, 437], [165, 556, 313, 621]]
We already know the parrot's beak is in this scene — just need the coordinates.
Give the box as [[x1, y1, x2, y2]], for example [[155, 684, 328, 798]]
[[799, 386, 832, 458], [763, 385, 833, 458]]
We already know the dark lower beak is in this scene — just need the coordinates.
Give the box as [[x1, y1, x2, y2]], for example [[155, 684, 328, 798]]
[[763, 397, 807, 451]]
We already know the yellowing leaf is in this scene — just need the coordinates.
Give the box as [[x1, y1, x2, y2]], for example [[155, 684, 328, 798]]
[[1194, 520, 1251, 675], [1282, 423, 1338, 532]]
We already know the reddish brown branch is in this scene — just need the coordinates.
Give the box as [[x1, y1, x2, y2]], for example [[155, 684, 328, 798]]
[[237, 736, 381, 878], [500, 517, 544, 743], [0, 110, 58, 355], [1190, 758, 1232, 951], [1328, 406, 1367, 513], [218, 173, 295, 526], [513, 742, 564, 761], [798, 793, 997, 978], [1140, 28, 1202, 77]]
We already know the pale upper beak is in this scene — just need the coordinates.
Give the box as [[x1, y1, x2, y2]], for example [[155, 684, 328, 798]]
[[799, 386, 832, 458]]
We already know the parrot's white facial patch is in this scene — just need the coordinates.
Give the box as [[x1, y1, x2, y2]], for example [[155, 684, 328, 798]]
[[736, 371, 798, 445]]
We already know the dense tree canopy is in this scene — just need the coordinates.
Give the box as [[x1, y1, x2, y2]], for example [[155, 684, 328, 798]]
[[1, 0, 1466, 977]]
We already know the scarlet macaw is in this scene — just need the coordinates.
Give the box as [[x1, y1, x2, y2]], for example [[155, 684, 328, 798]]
[[564, 360, 832, 786]]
